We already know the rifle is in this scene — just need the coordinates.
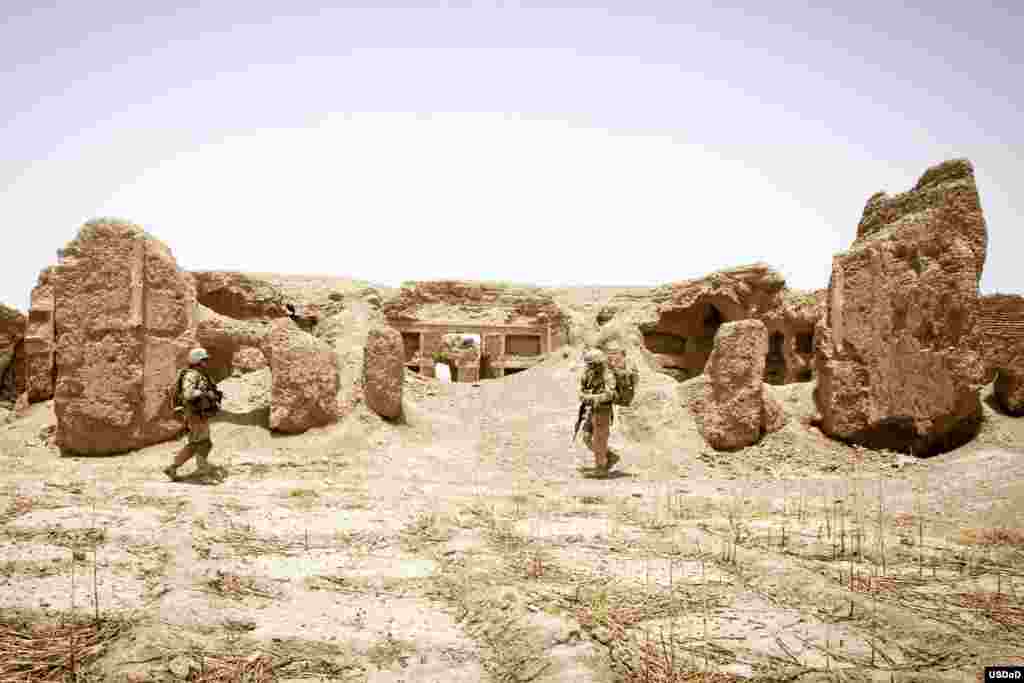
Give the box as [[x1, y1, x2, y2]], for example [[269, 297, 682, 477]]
[[572, 402, 591, 443]]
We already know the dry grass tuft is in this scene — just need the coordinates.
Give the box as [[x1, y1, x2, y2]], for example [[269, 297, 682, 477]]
[[626, 637, 741, 683], [215, 529, 304, 556], [188, 653, 276, 682], [201, 571, 279, 601], [0, 614, 130, 682], [958, 526, 1024, 547], [399, 510, 451, 551], [848, 573, 927, 595], [954, 591, 1024, 627]]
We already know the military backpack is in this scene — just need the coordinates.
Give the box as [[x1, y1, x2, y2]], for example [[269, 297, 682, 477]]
[[168, 368, 189, 416], [604, 349, 639, 407], [168, 368, 221, 418]]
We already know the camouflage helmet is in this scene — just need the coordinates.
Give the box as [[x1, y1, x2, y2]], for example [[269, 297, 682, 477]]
[[583, 349, 606, 366], [189, 348, 209, 364]]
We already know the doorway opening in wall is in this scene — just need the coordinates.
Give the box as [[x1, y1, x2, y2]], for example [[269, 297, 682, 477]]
[[435, 362, 453, 383], [796, 332, 813, 354], [642, 332, 687, 355], [401, 333, 421, 362], [702, 304, 723, 334], [0, 340, 19, 401], [765, 332, 786, 385]]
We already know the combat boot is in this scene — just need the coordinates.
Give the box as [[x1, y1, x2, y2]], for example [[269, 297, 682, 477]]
[[195, 456, 214, 477]]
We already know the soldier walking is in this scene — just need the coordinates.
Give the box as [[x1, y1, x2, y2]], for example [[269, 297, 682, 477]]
[[578, 348, 620, 475], [164, 348, 222, 481]]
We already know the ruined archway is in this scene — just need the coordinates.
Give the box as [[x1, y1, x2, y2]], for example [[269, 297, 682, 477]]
[[195, 305, 338, 433], [702, 303, 723, 336], [640, 301, 735, 381]]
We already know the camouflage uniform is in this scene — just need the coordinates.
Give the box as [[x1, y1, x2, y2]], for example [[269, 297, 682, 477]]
[[168, 368, 216, 476], [579, 359, 618, 471]]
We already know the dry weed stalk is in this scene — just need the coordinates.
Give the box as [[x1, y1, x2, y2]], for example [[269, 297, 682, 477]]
[[0, 615, 129, 682], [625, 623, 740, 683]]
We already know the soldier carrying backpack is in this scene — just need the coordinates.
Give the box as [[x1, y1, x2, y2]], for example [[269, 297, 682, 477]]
[[576, 348, 621, 476], [574, 344, 640, 477], [164, 348, 223, 481]]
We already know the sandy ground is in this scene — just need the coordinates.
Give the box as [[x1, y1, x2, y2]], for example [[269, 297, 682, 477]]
[[1, 285, 1022, 683]]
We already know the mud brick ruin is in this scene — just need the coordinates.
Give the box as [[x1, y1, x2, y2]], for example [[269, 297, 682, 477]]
[[383, 281, 568, 382], [609, 263, 824, 385], [1, 158, 1021, 458], [974, 293, 1024, 415]]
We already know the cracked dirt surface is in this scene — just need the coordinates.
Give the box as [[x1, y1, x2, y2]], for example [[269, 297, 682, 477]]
[[1, 343, 1023, 682]]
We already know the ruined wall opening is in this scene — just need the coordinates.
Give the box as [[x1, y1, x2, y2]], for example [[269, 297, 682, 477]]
[[401, 333, 420, 362], [765, 332, 786, 385], [506, 334, 541, 356], [0, 340, 19, 402], [642, 332, 694, 381], [703, 304, 723, 336], [642, 333, 687, 355], [796, 332, 813, 354]]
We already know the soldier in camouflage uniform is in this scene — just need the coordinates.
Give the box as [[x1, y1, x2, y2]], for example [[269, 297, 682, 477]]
[[164, 348, 221, 481], [579, 348, 620, 475]]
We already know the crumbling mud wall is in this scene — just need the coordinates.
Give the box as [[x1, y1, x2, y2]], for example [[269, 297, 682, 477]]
[[24, 267, 57, 401], [0, 304, 26, 403], [608, 264, 824, 384], [384, 281, 569, 380], [814, 159, 988, 455], [21, 219, 339, 454], [52, 220, 199, 454], [973, 294, 1024, 415], [689, 319, 786, 450], [191, 270, 290, 320]]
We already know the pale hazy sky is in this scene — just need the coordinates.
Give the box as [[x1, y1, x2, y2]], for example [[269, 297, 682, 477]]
[[2, 1, 1021, 312]]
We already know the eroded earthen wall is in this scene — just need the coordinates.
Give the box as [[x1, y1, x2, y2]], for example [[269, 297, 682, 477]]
[[25, 267, 56, 401], [974, 294, 1024, 414], [52, 220, 198, 454], [814, 159, 987, 454], [0, 305, 26, 403], [616, 264, 823, 384]]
